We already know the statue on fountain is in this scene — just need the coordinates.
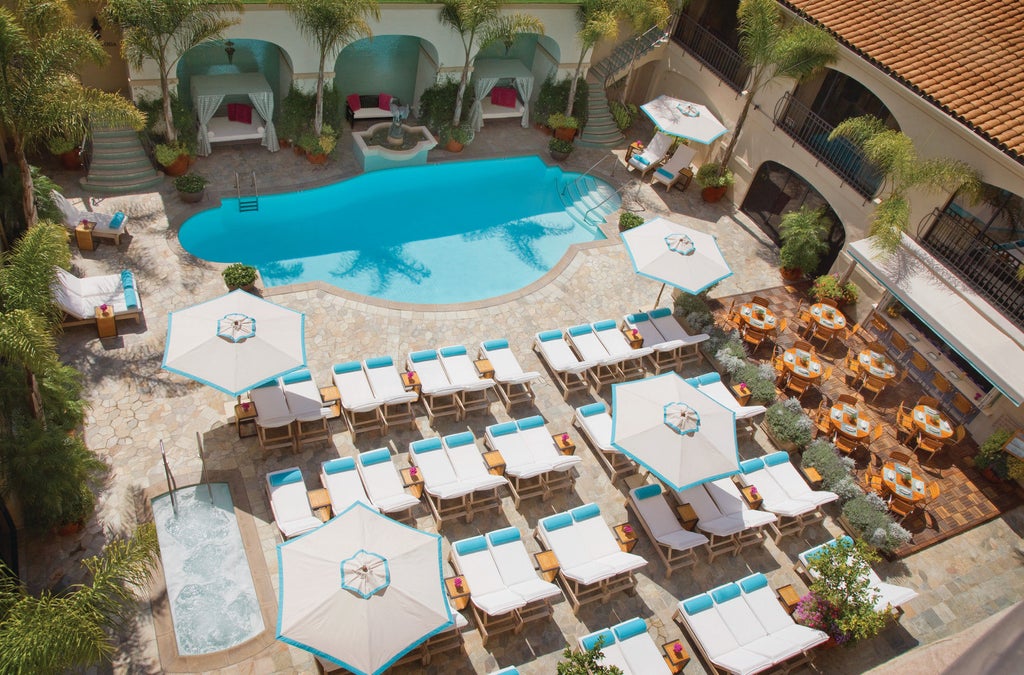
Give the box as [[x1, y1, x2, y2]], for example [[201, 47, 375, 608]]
[[388, 101, 410, 147]]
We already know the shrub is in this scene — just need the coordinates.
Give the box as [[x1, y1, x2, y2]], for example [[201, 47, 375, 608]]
[[799, 538, 889, 644], [841, 495, 910, 553], [47, 134, 80, 155], [173, 173, 206, 193], [779, 207, 830, 273], [675, 293, 714, 332], [440, 122, 473, 145], [765, 398, 813, 449], [696, 163, 734, 188], [534, 75, 588, 128], [802, 440, 855, 494], [154, 142, 189, 167], [975, 429, 1012, 478], [716, 343, 747, 375], [734, 363, 776, 405], [222, 263, 257, 289], [609, 100, 638, 132], [547, 112, 579, 130], [618, 212, 644, 231], [810, 274, 860, 304], [418, 78, 474, 133], [549, 138, 575, 155], [279, 86, 314, 142], [313, 124, 337, 155], [136, 92, 196, 147]]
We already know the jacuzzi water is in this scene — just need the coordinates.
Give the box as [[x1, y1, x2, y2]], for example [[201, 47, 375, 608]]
[[179, 156, 615, 304], [152, 483, 263, 655]]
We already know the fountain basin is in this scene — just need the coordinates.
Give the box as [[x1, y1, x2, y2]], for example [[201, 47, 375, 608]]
[[352, 122, 437, 172]]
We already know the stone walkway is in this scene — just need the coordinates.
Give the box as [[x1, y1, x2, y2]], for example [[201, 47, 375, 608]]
[[25, 120, 1024, 674]]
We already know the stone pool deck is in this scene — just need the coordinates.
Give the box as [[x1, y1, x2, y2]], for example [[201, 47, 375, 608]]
[[23, 119, 1024, 674]]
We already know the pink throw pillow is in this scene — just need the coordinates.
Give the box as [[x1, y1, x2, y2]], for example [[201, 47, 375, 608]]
[[347, 94, 361, 111], [491, 87, 516, 108], [378, 93, 392, 111]]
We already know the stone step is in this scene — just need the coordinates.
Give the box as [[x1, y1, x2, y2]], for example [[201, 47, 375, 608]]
[[89, 156, 153, 170], [83, 124, 161, 195], [80, 174, 163, 195]]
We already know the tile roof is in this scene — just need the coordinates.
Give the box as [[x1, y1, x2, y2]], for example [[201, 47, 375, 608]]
[[781, 0, 1024, 165]]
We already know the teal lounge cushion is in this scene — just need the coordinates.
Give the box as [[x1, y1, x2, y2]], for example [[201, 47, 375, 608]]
[[411, 437, 443, 453], [650, 307, 672, 318], [578, 402, 606, 417], [567, 324, 592, 337], [489, 422, 517, 437], [439, 345, 467, 357], [682, 594, 713, 615], [581, 629, 616, 652], [711, 583, 741, 604], [482, 338, 508, 351], [120, 270, 138, 308], [656, 167, 673, 179], [333, 361, 362, 374], [517, 415, 545, 430], [764, 451, 790, 466], [253, 379, 278, 389], [739, 573, 769, 593], [739, 458, 765, 474], [487, 527, 521, 546], [613, 617, 647, 641], [634, 484, 662, 500], [696, 371, 721, 385], [409, 350, 436, 363], [109, 211, 125, 229], [541, 513, 573, 531], [592, 319, 617, 332], [571, 503, 601, 522], [268, 469, 302, 487], [537, 329, 562, 342], [359, 448, 391, 466], [626, 312, 649, 323], [454, 536, 488, 556], [444, 432, 475, 448], [281, 368, 311, 385], [364, 355, 393, 369], [323, 457, 356, 474]]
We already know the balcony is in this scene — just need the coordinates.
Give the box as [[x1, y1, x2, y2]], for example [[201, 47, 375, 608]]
[[920, 210, 1024, 330], [672, 14, 749, 92], [774, 92, 882, 198]]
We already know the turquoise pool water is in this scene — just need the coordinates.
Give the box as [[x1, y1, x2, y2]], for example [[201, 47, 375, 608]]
[[179, 156, 615, 304]]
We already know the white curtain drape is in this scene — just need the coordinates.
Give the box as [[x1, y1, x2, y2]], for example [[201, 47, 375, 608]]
[[512, 75, 532, 128], [195, 94, 224, 157], [469, 76, 501, 132], [247, 91, 278, 152]]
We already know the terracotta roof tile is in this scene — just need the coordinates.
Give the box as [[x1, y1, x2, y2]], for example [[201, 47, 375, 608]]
[[782, 0, 1024, 164]]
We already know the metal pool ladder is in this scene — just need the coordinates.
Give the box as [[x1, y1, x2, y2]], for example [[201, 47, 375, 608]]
[[235, 171, 259, 212]]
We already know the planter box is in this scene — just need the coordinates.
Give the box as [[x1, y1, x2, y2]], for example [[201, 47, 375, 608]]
[[762, 422, 801, 454]]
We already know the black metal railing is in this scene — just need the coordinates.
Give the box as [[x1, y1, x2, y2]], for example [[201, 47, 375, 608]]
[[774, 93, 882, 198], [920, 209, 1024, 329], [672, 14, 749, 91]]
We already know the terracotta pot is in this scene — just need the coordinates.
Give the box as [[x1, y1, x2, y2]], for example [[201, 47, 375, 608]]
[[177, 189, 204, 204], [279, 139, 292, 149], [550, 149, 570, 161], [163, 154, 190, 177], [701, 185, 728, 203], [981, 467, 1003, 482], [294, 145, 305, 156], [554, 127, 577, 141], [60, 148, 83, 170], [306, 152, 328, 165], [779, 267, 803, 281], [56, 522, 83, 536], [445, 139, 464, 153]]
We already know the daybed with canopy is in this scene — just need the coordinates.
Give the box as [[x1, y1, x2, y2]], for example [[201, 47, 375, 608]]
[[190, 73, 279, 156], [468, 58, 534, 132]]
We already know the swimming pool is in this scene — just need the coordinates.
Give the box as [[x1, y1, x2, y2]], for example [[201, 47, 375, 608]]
[[179, 156, 617, 304], [152, 483, 263, 655]]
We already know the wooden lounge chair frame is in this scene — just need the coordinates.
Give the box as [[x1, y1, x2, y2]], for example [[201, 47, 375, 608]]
[[625, 498, 706, 577], [295, 416, 331, 450], [573, 418, 634, 485], [533, 530, 637, 614], [448, 554, 523, 646], [340, 404, 385, 439], [421, 390, 460, 425], [455, 388, 491, 420], [257, 422, 296, 455]]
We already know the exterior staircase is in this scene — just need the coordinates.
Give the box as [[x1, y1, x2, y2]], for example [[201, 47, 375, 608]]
[[578, 23, 673, 149], [558, 174, 620, 226], [80, 127, 162, 195]]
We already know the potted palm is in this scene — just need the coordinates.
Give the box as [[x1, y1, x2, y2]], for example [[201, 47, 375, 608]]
[[778, 207, 830, 279], [47, 134, 84, 170], [222, 263, 258, 293], [173, 173, 207, 203], [155, 142, 191, 177], [810, 274, 860, 306], [547, 112, 579, 141], [696, 163, 734, 203], [548, 138, 574, 161]]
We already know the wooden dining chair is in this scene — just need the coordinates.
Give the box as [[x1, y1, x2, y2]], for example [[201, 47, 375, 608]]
[[865, 341, 886, 354], [813, 404, 832, 439], [837, 393, 861, 407], [808, 322, 835, 350], [909, 350, 931, 375], [867, 423, 884, 446], [844, 322, 862, 343], [917, 396, 941, 409], [819, 297, 839, 309], [775, 317, 788, 335], [785, 374, 812, 400], [889, 333, 910, 360], [751, 295, 771, 309], [864, 465, 886, 497], [889, 449, 914, 466], [741, 325, 767, 352], [895, 403, 916, 444], [793, 340, 815, 354], [932, 372, 954, 399], [858, 373, 888, 402], [952, 424, 967, 444], [869, 314, 891, 338], [834, 433, 859, 456], [915, 434, 945, 464], [888, 494, 917, 523], [819, 365, 834, 384], [950, 392, 975, 420], [925, 482, 941, 503]]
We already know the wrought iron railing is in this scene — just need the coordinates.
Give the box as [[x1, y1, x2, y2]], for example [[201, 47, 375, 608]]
[[773, 93, 882, 198], [920, 209, 1024, 329], [671, 14, 749, 91]]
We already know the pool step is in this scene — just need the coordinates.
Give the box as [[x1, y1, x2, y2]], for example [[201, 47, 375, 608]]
[[559, 174, 620, 226], [238, 196, 259, 212]]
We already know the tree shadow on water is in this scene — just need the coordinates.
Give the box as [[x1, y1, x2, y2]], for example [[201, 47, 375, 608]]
[[257, 260, 305, 285], [328, 245, 430, 294], [461, 216, 574, 271]]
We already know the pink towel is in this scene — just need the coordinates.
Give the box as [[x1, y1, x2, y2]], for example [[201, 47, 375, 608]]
[[227, 103, 239, 121]]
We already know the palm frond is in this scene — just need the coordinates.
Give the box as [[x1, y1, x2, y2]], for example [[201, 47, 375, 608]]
[[0, 221, 68, 322], [773, 23, 837, 81], [912, 157, 981, 198], [829, 115, 888, 148], [869, 194, 909, 254], [479, 14, 545, 52], [737, 0, 782, 68], [0, 310, 58, 374]]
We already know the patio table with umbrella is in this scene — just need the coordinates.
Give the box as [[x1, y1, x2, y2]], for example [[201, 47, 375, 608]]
[[162, 289, 306, 396], [610, 372, 740, 492], [277, 502, 454, 675], [640, 94, 728, 146], [621, 216, 733, 308]]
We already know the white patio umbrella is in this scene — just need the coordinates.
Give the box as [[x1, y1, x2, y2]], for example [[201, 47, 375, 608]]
[[622, 216, 733, 308], [640, 94, 728, 145], [277, 502, 453, 675], [162, 289, 306, 396], [611, 372, 739, 492]]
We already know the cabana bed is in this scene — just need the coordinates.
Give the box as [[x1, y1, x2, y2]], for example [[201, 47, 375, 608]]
[[190, 72, 279, 156], [468, 59, 534, 131]]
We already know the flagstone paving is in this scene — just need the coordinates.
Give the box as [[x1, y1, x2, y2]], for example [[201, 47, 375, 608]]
[[23, 119, 1024, 674]]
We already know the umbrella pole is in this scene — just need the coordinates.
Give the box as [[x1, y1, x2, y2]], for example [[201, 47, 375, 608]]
[[653, 283, 667, 310]]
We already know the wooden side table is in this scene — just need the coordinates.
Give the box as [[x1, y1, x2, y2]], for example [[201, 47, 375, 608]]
[[662, 640, 690, 673], [552, 432, 576, 455], [75, 220, 96, 251], [401, 371, 421, 395], [625, 141, 644, 161], [741, 485, 763, 510], [731, 383, 752, 406], [623, 329, 644, 349], [307, 488, 332, 523], [474, 358, 494, 379], [801, 466, 822, 489], [234, 402, 258, 438], [614, 524, 638, 553], [444, 576, 471, 611], [319, 385, 341, 419], [535, 550, 560, 583], [401, 467, 424, 499], [777, 584, 801, 614], [95, 305, 117, 338], [483, 450, 506, 476], [675, 503, 699, 531]]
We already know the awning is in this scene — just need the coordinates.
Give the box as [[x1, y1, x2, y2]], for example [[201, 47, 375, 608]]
[[848, 235, 1024, 405]]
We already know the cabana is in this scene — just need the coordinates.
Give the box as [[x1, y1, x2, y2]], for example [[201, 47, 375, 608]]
[[190, 73, 279, 156], [468, 59, 534, 132]]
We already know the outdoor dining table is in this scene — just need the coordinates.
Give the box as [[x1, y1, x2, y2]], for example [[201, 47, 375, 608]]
[[882, 461, 932, 504], [782, 347, 822, 380], [857, 348, 897, 380], [738, 302, 777, 331], [912, 404, 954, 441], [829, 403, 871, 440], [809, 303, 846, 331]]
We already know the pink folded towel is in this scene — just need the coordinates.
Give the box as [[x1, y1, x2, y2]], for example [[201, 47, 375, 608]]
[[235, 104, 252, 124]]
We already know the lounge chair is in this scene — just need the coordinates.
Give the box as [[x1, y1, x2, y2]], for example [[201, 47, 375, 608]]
[[51, 190, 128, 245], [249, 380, 296, 454], [442, 431, 507, 518], [736, 453, 837, 537], [409, 437, 476, 527], [579, 617, 673, 674], [53, 268, 142, 327], [651, 145, 698, 192], [627, 132, 673, 176], [319, 456, 375, 515], [674, 591, 774, 675], [265, 467, 322, 538], [533, 329, 593, 398], [280, 369, 331, 449], [566, 324, 625, 391], [514, 415, 581, 498], [627, 484, 709, 576], [592, 319, 653, 380], [407, 349, 461, 423], [438, 345, 495, 419], [573, 402, 634, 484], [354, 447, 420, 517], [485, 420, 549, 506], [797, 537, 918, 618], [331, 361, 385, 437], [486, 527, 561, 625], [673, 484, 751, 562], [685, 372, 766, 434], [479, 339, 541, 412], [737, 573, 829, 655], [535, 503, 646, 613], [450, 535, 524, 645], [647, 307, 707, 365], [362, 356, 418, 430], [703, 478, 781, 544], [622, 311, 687, 373]]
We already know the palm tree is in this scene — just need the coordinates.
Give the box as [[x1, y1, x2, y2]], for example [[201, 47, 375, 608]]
[[717, 0, 836, 172], [439, 0, 544, 127], [830, 115, 981, 253], [613, 0, 675, 104], [0, 1, 143, 228], [0, 524, 159, 674], [104, 0, 242, 143], [565, 0, 620, 117], [284, 0, 380, 136]]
